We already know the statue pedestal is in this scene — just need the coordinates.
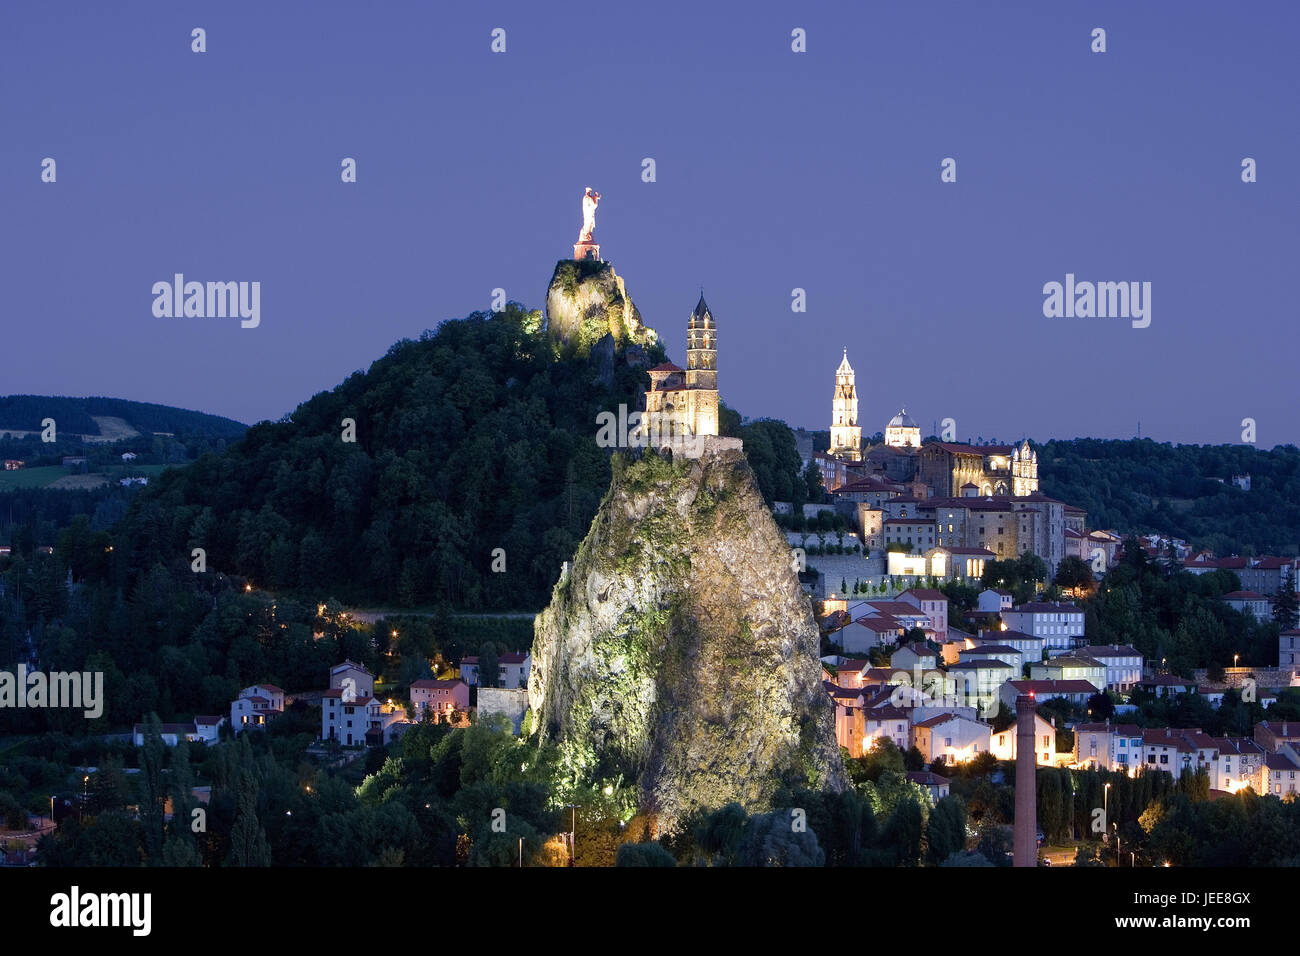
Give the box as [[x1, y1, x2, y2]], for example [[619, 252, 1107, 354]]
[[573, 241, 600, 261]]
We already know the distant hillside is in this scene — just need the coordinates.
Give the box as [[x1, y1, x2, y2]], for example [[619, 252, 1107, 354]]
[[0, 395, 247, 440], [1038, 438, 1300, 556]]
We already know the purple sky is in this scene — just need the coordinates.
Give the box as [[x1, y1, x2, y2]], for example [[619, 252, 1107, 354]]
[[2, 1, 1297, 445]]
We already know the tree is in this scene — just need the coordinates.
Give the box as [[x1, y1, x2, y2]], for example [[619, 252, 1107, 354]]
[[1086, 692, 1115, 721], [477, 642, 500, 689], [736, 811, 826, 867], [882, 797, 924, 866], [926, 796, 967, 865], [1273, 567, 1298, 631], [616, 842, 677, 866], [226, 775, 272, 867], [139, 713, 167, 863], [1055, 555, 1095, 595]]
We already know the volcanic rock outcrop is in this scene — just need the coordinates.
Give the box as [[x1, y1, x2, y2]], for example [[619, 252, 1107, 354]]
[[545, 259, 657, 358], [528, 441, 846, 832]]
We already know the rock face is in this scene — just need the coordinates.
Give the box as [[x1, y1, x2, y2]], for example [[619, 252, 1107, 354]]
[[545, 259, 657, 358], [528, 442, 846, 832]]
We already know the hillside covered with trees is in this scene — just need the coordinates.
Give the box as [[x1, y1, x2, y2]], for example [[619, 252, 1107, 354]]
[[1038, 438, 1300, 556], [0, 395, 247, 439], [99, 306, 808, 612]]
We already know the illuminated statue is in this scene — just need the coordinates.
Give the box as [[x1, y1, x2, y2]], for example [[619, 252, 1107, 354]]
[[579, 187, 600, 242]]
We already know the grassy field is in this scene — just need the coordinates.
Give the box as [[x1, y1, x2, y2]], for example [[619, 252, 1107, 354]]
[[0, 462, 173, 491], [0, 465, 68, 490]]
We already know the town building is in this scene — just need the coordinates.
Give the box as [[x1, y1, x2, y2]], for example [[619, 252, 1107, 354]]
[[1075, 645, 1143, 692], [410, 678, 469, 723], [1029, 656, 1107, 690], [912, 713, 992, 764], [133, 717, 225, 747], [999, 679, 1099, 712], [1073, 722, 1145, 773], [906, 770, 951, 801], [460, 651, 532, 689], [230, 683, 285, 734], [1000, 602, 1085, 654], [989, 712, 1057, 765], [1223, 590, 1270, 621]]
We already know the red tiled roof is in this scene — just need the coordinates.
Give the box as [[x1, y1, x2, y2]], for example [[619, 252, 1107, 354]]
[[1006, 679, 1100, 695], [907, 770, 951, 786], [647, 362, 683, 373]]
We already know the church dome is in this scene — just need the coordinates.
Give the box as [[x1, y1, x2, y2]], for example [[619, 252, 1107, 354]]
[[888, 409, 917, 428]]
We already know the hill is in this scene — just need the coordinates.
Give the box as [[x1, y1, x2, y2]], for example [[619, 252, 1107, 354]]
[[0, 395, 247, 441], [1038, 438, 1300, 555], [110, 304, 664, 610]]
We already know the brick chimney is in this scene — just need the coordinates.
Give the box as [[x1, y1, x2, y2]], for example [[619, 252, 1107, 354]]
[[1014, 693, 1038, 867]]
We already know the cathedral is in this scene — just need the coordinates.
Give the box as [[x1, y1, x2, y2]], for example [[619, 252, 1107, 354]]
[[829, 349, 861, 461], [824, 350, 1038, 497], [643, 293, 720, 442]]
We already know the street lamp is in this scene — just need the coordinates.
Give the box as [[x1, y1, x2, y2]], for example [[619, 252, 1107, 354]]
[[1234, 653, 1239, 667]]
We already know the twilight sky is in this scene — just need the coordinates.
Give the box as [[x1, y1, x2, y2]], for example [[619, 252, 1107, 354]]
[[2, 1, 1296, 445]]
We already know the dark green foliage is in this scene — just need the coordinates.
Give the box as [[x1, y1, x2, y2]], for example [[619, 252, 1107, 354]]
[[737, 419, 805, 506], [1084, 539, 1279, 674], [105, 305, 649, 610], [1039, 438, 1300, 556], [0, 394, 246, 439], [926, 795, 968, 865], [615, 841, 677, 866]]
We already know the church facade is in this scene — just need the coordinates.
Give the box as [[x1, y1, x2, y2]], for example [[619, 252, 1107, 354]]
[[643, 294, 720, 443]]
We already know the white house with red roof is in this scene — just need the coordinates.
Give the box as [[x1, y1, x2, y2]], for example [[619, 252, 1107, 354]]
[[899, 588, 948, 638], [460, 651, 532, 689], [1262, 751, 1300, 797], [861, 600, 933, 633], [1073, 721, 1145, 773], [989, 712, 1057, 765], [906, 770, 950, 801], [890, 643, 938, 672], [911, 713, 991, 765], [133, 716, 225, 747], [842, 614, 903, 654], [999, 679, 1098, 712], [410, 679, 469, 722], [1222, 590, 1269, 621], [977, 588, 1014, 614], [230, 683, 285, 734]]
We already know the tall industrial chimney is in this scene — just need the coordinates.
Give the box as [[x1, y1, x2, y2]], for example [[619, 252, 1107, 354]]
[[1013, 693, 1038, 867]]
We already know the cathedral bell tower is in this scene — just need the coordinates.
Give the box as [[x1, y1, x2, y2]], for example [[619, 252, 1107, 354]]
[[830, 348, 861, 461], [686, 293, 717, 390]]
